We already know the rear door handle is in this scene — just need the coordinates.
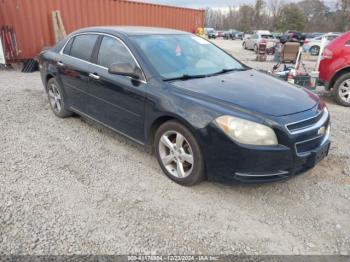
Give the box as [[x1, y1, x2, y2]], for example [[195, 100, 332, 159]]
[[57, 61, 64, 67], [89, 73, 100, 80]]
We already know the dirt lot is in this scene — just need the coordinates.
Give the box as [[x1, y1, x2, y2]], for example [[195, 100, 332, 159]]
[[213, 39, 317, 72], [0, 40, 350, 255]]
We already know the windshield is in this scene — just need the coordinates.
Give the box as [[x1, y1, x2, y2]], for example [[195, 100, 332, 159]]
[[131, 34, 245, 80]]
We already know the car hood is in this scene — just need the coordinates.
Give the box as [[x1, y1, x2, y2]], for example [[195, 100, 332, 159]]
[[170, 69, 319, 117]]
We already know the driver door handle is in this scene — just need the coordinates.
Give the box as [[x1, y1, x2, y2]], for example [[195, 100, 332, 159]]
[[89, 73, 100, 80]]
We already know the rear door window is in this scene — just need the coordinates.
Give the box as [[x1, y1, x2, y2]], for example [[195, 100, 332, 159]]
[[97, 36, 137, 69], [327, 35, 337, 41], [70, 34, 98, 61]]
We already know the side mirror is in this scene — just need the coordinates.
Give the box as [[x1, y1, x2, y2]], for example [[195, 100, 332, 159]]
[[108, 62, 142, 80]]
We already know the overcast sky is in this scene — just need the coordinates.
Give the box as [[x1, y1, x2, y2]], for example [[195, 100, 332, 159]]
[[135, 0, 338, 10], [136, 0, 258, 8]]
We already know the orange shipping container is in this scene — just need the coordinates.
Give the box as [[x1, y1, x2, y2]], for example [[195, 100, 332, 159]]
[[0, 0, 204, 61]]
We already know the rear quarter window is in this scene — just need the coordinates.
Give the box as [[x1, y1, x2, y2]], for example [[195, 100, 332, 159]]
[[70, 34, 98, 61], [63, 38, 74, 55]]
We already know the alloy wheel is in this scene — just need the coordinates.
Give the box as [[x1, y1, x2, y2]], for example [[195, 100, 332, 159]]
[[48, 83, 62, 113], [310, 46, 320, 56], [158, 130, 194, 178], [339, 79, 350, 103]]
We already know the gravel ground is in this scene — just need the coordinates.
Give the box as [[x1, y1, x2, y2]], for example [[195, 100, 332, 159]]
[[213, 39, 318, 72], [0, 40, 350, 255]]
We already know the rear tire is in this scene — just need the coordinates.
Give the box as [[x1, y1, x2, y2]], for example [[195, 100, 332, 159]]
[[46, 78, 73, 118], [154, 120, 205, 186], [333, 73, 350, 107], [310, 45, 320, 56]]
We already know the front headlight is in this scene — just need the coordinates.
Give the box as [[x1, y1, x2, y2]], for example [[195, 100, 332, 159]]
[[215, 115, 278, 146]]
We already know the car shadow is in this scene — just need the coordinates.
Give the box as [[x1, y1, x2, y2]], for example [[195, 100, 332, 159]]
[[70, 112, 314, 195]]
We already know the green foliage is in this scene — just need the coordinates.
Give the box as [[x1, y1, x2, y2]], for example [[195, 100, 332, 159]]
[[277, 3, 307, 31]]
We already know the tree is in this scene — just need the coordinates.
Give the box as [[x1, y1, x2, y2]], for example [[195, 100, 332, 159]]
[[238, 4, 255, 31], [335, 0, 350, 32], [298, 0, 329, 32], [205, 8, 225, 29], [277, 3, 307, 32], [253, 0, 265, 28], [268, 0, 284, 30], [203, 0, 350, 33]]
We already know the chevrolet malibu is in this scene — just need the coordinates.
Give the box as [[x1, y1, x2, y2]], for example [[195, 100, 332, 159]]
[[38, 27, 331, 186]]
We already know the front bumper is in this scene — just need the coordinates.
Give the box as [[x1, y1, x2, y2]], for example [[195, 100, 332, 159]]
[[198, 111, 331, 183], [233, 140, 330, 183]]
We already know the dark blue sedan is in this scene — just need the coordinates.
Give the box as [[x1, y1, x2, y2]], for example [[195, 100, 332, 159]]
[[38, 26, 331, 186]]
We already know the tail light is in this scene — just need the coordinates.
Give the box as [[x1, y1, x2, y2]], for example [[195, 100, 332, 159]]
[[304, 39, 310, 44], [321, 48, 333, 60]]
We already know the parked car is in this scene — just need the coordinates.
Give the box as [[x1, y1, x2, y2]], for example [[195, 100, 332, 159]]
[[305, 32, 323, 40], [224, 29, 237, 40], [319, 31, 350, 106], [38, 26, 331, 185], [217, 31, 225, 38], [234, 31, 244, 40], [243, 31, 278, 51], [204, 27, 214, 35], [280, 30, 305, 44], [223, 30, 233, 40], [243, 31, 255, 44], [207, 29, 217, 39], [204, 28, 217, 39], [224, 30, 243, 40], [304, 33, 341, 56], [272, 32, 283, 40]]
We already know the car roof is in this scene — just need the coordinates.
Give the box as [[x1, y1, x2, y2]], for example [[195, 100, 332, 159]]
[[72, 26, 190, 36], [256, 30, 271, 35]]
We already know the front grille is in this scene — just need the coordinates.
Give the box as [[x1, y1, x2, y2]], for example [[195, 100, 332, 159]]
[[295, 135, 324, 155], [287, 108, 330, 155], [286, 111, 323, 133]]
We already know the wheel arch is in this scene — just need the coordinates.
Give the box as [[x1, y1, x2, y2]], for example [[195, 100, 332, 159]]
[[310, 44, 320, 49], [146, 114, 199, 151], [329, 67, 350, 90], [45, 74, 55, 89]]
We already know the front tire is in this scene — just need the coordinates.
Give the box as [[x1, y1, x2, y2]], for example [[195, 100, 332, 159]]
[[46, 78, 72, 118], [333, 73, 350, 107], [243, 42, 247, 49], [154, 120, 205, 186]]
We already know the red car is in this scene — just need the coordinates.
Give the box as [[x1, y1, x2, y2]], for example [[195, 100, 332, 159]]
[[319, 31, 350, 106]]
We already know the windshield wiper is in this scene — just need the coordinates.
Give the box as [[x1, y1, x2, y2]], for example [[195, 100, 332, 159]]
[[163, 74, 208, 81], [163, 68, 247, 81], [210, 68, 246, 76]]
